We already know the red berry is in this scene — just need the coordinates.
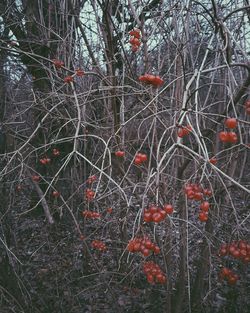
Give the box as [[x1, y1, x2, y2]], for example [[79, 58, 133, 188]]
[[143, 211, 152, 222], [221, 267, 231, 277], [163, 204, 174, 214], [198, 211, 208, 222], [64, 76, 74, 83], [209, 157, 217, 165], [129, 29, 141, 39], [203, 188, 212, 197], [142, 248, 150, 257], [219, 248, 227, 256], [52, 191, 60, 198], [153, 246, 160, 254], [52, 59, 64, 68], [194, 192, 203, 201], [129, 37, 141, 46], [149, 205, 158, 214], [134, 157, 142, 165], [131, 45, 138, 52], [107, 207, 113, 213], [52, 148, 60, 156], [159, 209, 167, 219], [225, 118, 237, 129], [177, 128, 185, 138], [32, 175, 40, 182], [138, 153, 147, 162], [219, 131, 229, 142], [115, 150, 125, 157], [147, 274, 154, 284], [75, 69, 84, 76], [227, 132, 238, 144], [228, 275, 238, 285], [152, 212, 163, 223], [200, 201, 210, 212], [152, 76, 164, 87]]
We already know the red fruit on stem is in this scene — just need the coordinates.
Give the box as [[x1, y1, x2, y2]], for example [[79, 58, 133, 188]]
[[129, 29, 141, 39], [52, 59, 64, 68], [107, 207, 113, 213], [163, 204, 174, 214], [131, 45, 138, 52], [149, 205, 158, 214], [32, 175, 40, 182], [225, 118, 237, 129], [115, 150, 125, 157], [64, 76, 74, 83], [52, 191, 60, 198], [154, 246, 160, 254], [143, 211, 152, 222], [221, 267, 231, 277], [203, 188, 212, 197], [129, 37, 141, 46], [147, 274, 154, 284], [152, 76, 164, 87], [177, 128, 185, 138], [198, 211, 208, 222], [142, 248, 150, 257], [219, 248, 227, 256], [75, 69, 84, 76], [219, 131, 229, 142], [194, 192, 203, 201], [200, 201, 210, 212], [52, 148, 60, 156], [227, 132, 238, 144], [152, 212, 163, 223], [209, 157, 217, 165], [134, 157, 142, 165], [159, 209, 167, 218]]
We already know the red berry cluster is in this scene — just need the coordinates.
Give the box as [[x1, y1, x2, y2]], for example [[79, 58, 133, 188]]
[[134, 153, 147, 165], [85, 188, 95, 201], [219, 267, 239, 285], [138, 74, 164, 87], [91, 240, 107, 251], [52, 59, 64, 69], [184, 183, 212, 200], [115, 150, 125, 157], [219, 240, 250, 263], [184, 184, 213, 222], [39, 157, 51, 165], [127, 236, 160, 257], [129, 29, 141, 52], [219, 131, 238, 143], [143, 261, 166, 284], [143, 204, 173, 223], [218, 117, 238, 143], [82, 210, 101, 219], [245, 99, 250, 115], [177, 125, 192, 138]]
